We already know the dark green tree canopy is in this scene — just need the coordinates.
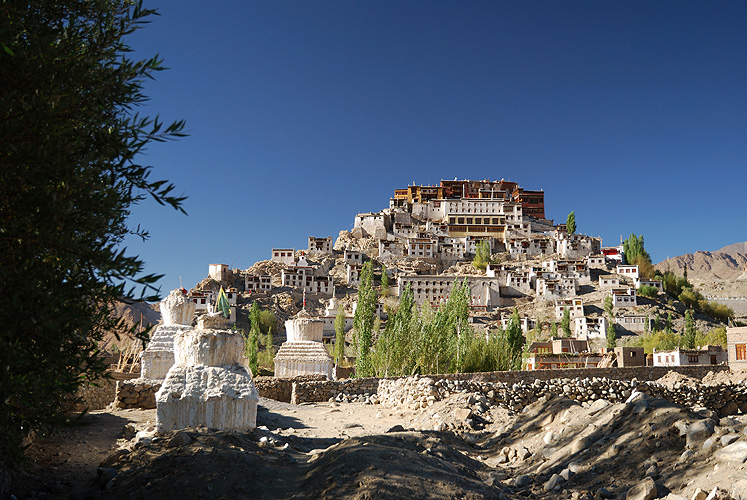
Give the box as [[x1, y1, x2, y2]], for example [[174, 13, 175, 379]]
[[0, 1, 185, 472]]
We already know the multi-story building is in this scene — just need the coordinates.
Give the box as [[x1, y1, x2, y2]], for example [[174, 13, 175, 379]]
[[271, 248, 295, 266], [610, 287, 637, 307], [245, 274, 272, 293], [396, 275, 501, 309], [308, 236, 333, 255]]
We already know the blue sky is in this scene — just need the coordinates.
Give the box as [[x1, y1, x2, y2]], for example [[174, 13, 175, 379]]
[[124, 1, 747, 292]]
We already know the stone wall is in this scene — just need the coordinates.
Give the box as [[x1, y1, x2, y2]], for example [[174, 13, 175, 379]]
[[114, 378, 161, 409], [254, 376, 292, 403], [71, 371, 138, 412], [377, 373, 747, 417], [256, 365, 729, 405]]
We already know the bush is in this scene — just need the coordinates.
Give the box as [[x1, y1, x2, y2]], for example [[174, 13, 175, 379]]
[[637, 285, 659, 298]]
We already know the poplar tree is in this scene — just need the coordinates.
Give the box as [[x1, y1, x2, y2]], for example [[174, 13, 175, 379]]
[[246, 302, 260, 374], [683, 309, 696, 349], [504, 309, 525, 370], [566, 211, 576, 235], [379, 263, 388, 294], [353, 261, 377, 377], [0, 1, 185, 476], [334, 304, 346, 365], [561, 307, 572, 337], [605, 295, 617, 348]]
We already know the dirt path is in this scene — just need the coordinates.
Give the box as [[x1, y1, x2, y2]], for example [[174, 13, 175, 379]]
[[9, 398, 414, 499]]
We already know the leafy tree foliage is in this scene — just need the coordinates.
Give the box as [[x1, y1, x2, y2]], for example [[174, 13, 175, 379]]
[[0, 1, 185, 472], [623, 233, 651, 266], [604, 295, 616, 348], [472, 241, 492, 271], [369, 281, 522, 375], [334, 304, 346, 365], [353, 261, 377, 376], [637, 285, 659, 298], [503, 309, 525, 370], [566, 211, 576, 235], [561, 307, 572, 337], [380, 263, 389, 296], [246, 302, 260, 374], [682, 309, 696, 349]]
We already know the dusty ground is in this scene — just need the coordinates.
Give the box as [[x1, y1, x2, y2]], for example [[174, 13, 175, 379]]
[[9, 380, 747, 500]]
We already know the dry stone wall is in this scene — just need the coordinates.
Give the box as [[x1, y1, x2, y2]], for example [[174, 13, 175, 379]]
[[378, 375, 747, 417], [115, 379, 161, 409], [71, 372, 138, 412]]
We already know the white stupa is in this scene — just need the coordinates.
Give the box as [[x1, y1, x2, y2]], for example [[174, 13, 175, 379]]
[[140, 289, 195, 381], [274, 306, 334, 379], [155, 318, 259, 433]]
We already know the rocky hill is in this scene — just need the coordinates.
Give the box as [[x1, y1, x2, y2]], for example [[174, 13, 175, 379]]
[[655, 242, 747, 281]]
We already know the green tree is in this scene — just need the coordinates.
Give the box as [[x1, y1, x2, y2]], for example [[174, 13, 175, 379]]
[[472, 241, 492, 271], [504, 309, 525, 370], [334, 304, 346, 365], [566, 211, 576, 235], [683, 309, 696, 349], [0, 1, 185, 475], [246, 302, 260, 374], [353, 261, 377, 376], [551, 321, 558, 337], [665, 313, 674, 334], [380, 263, 389, 296], [561, 307, 572, 337], [604, 295, 617, 348], [622, 233, 651, 265]]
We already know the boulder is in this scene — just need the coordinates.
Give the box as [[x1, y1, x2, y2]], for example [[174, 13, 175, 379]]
[[626, 478, 657, 500], [714, 441, 747, 464]]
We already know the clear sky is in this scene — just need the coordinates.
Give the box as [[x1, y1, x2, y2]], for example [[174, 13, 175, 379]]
[[123, 1, 747, 293]]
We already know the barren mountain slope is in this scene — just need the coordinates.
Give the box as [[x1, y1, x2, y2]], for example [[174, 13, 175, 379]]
[[655, 241, 747, 281]]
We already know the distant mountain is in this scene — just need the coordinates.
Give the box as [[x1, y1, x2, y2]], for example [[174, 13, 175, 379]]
[[655, 242, 747, 281]]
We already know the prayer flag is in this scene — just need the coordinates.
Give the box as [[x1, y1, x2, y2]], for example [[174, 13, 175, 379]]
[[216, 286, 230, 318]]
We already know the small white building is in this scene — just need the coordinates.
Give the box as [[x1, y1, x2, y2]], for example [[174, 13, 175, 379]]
[[500, 314, 536, 333], [536, 277, 577, 300], [344, 249, 364, 265], [614, 315, 650, 334], [610, 287, 637, 308], [574, 315, 608, 338], [208, 263, 229, 282], [586, 255, 607, 269], [271, 248, 295, 266], [354, 212, 390, 239], [308, 236, 333, 255], [406, 237, 436, 258], [555, 298, 584, 320], [653, 346, 727, 367], [245, 274, 272, 293], [599, 275, 620, 289], [635, 279, 664, 293], [616, 265, 640, 280]]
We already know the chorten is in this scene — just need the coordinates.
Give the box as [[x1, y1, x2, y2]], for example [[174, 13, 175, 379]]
[[274, 306, 334, 379], [140, 289, 195, 381]]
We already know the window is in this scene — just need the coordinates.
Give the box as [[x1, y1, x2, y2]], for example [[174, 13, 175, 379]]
[[737, 344, 747, 361], [688, 355, 699, 363]]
